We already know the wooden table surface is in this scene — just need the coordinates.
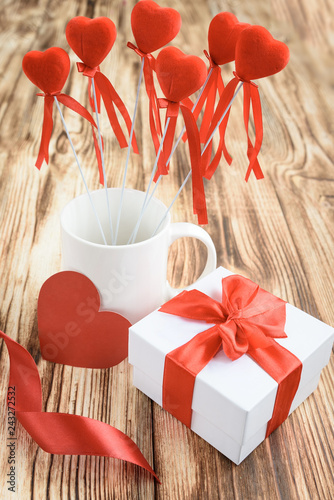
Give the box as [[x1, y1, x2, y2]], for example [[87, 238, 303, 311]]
[[0, 0, 333, 498]]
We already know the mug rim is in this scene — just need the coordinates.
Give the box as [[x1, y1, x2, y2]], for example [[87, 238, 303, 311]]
[[60, 187, 171, 249]]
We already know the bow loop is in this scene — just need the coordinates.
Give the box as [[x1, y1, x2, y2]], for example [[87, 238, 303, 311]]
[[76, 61, 99, 78]]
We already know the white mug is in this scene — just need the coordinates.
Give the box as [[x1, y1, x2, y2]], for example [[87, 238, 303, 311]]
[[60, 188, 217, 324]]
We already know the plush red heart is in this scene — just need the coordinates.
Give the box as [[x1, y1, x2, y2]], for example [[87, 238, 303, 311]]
[[131, 0, 181, 54], [22, 47, 70, 94], [156, 47, 207, 103], [235, 25, 290, 81], [37, 271, 131, 368], [66, 16, 117, 68], [208, 12, 250, 65]]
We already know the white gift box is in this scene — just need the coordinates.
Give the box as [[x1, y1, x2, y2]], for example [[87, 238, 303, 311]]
[[128, 267, 334, 464]]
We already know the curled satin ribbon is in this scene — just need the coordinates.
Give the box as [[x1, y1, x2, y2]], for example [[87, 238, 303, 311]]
[[35, 92, 101, 171], [76, 62, 139, 157], [157, 98, 208, 225], [0, 329, 159, 481], [160, 275, 302, 437], [202, 72, 264, 181]]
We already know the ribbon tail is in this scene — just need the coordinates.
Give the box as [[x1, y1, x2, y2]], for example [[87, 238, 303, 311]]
[[0, 330, 158, 481], [163, 326, 222, 428], [243, 84, 264, 182], [88, 78, 101, 113], [201, 77, 239, 177], [143, 56, 162, 137], [199, 69, 219, 143], [94, 72, 139, 154], [35, 97, 54, 169], [181, 105, 207, 224], [248, 342, 302, 437], [153, 105, 178, 182]]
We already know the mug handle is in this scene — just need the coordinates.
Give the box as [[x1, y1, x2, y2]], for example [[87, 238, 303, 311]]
[[165, 222, 217, 300]]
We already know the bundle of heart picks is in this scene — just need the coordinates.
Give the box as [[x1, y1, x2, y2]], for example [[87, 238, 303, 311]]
[[21, 2, 290, 245]]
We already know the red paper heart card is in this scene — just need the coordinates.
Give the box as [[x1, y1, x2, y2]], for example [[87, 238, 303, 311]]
[[22, 47, 100, 170], [155, 47, 208, 224], [128, 1, 182, 165], [37, 271, 131, 369], [66, 16, 138, 158], [202, 25, 290, 182]]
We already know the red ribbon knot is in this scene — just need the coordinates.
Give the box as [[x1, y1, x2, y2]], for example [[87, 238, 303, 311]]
[[76, 62, 99, 78], [160, 274, 302, 436]]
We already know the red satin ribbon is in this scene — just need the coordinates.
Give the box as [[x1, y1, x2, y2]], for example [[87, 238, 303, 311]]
[[35, 92, 100, 171], [0, 329, 159, 481], [202, 72, 264, 181], [190, 51, 225, 144], [77, 62, 139, 155], [127, 42, 162, 142], [157, 98, 208, 225], [160, 275, 302, 437]]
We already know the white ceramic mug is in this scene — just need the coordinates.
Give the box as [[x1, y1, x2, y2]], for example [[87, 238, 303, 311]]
[[60, 188, 217, 324]]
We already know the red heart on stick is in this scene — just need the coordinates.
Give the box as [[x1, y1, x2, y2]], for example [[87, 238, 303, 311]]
[[131, 0, 181, 54], [208, 12, 250, 66], [22, 47, 70, 94], [66, 16, 117, 68], [156, 47, 207, 103], [236, 25, 290, 81], [37, 271, 131, 368]]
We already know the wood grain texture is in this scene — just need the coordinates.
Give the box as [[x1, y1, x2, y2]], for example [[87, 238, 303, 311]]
[[0, 0, 333, 498]]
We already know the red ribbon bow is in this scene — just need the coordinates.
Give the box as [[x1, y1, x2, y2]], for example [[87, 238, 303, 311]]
[[76, 62, 139, 158], [202, 72, 264, 181], [157, 98, 208, 225], [0, 330, 158, 481], [160, 274, 302, 437], [35, 92, 100, 170]]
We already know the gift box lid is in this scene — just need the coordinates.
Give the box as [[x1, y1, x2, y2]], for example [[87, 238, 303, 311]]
[[129, 267, 334, 446]]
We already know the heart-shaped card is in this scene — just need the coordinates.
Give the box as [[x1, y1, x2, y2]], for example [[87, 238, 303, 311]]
[[22, 47, 70, 94], [66, 16, 117, 68], [131, 0, 181, 54], [37, 271, 131, 368], [156, 47, 207, 102]]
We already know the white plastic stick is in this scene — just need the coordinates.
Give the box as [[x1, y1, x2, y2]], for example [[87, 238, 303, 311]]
[[128, 117, 171, 244], [54, 97, 107, 245], [114, 57, 145, 245], [152, 82, 244, 236], [91, 78, 114, 244]]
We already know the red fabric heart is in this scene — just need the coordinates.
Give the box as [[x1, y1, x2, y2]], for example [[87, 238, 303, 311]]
[[66, 16, 117, 68], [22, 47, 70, 94], [131, 0, 181, 54], [37, 271, 131, 369], [208, 12, 250, 65], [236, 25, 290, 81], [156, 47, 207, 102]]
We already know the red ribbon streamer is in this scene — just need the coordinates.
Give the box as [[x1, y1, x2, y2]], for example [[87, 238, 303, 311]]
[[160, 275, 302, 436], [77, 62, 139, 155], [157, 99, 208, 225], [35, 92, 101, 173], [202, 73, 264, 181], [0, 329, 159, 481]]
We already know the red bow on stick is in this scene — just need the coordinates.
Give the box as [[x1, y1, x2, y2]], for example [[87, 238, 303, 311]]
[[160, 274, 302, 437], [155, 47, 208, 224], [22, 47, 101, 170], [202, 25, 290, 181], [66, 16, 139, 162]]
